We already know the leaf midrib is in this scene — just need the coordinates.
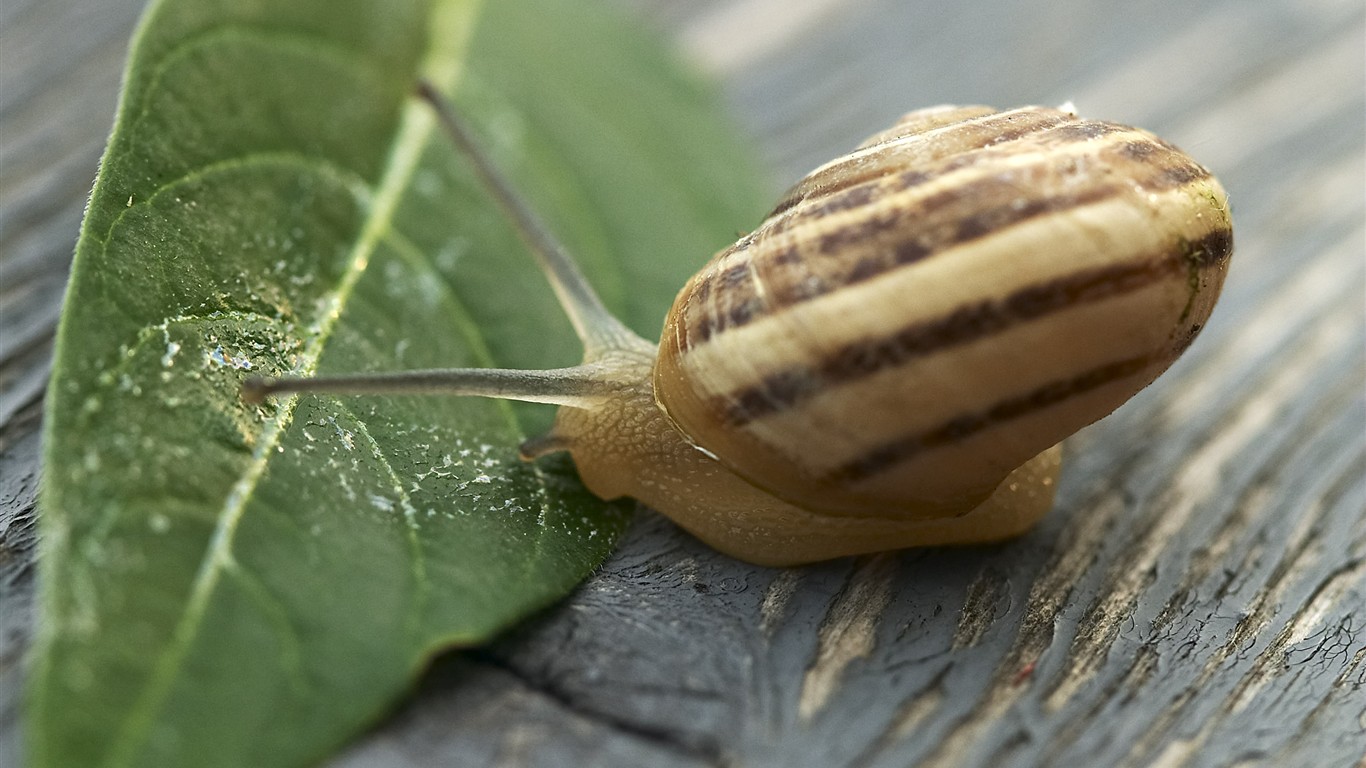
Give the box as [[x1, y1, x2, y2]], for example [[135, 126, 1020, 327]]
[[99, 2, 483, 764]]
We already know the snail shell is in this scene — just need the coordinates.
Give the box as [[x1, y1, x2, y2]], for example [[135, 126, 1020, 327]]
[[653, 104, 1232, 522], [251, 98, 1232, 566]]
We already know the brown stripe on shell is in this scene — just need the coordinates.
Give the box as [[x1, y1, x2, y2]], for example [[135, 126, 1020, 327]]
[[765, 106, 1070, 218], [714, 226, 1232, 427], [770, 119, 1134, 237], [693, 115, 1129, 315], [824, 353, 1157, 484], [683, 129, 1213, 345]]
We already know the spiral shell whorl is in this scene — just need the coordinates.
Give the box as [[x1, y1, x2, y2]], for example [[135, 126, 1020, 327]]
[[655, 105, 1232, 519]]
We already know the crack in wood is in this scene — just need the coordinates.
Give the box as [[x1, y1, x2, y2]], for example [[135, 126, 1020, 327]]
[[951, 567, 1011, 651], [758, 569, 802, 636], [468, 650, 726, 766], [797, 554, 896, 722], [1116, 477, 1353, 765], [1228, 558, 1366, 715], [1043, 285, 1362, 718], [909, 494, 1128, 767], [1278, 645, 1366, 761]]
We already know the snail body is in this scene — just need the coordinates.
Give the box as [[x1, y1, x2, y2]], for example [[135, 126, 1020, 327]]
[[247, 92, 1232, 566], [546, 344, 1065, 565]]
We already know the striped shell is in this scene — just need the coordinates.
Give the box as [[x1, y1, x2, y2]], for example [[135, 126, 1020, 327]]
[[654, 105, 1232, 520]]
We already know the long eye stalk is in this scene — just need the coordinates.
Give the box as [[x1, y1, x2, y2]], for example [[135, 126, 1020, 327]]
[[242, 365, 618, 407], [414, 80, 635, 356]]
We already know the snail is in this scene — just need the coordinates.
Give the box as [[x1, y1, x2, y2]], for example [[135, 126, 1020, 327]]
[[245, 83, 1232, 566]]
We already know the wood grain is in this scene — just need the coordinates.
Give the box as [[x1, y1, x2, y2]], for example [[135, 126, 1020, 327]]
[[2, 0, 1362, 766]]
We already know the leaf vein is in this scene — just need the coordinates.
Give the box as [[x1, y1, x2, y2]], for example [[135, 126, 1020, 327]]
[[333, 400, 430, 646], [97, 151, 372, 249], [113, 20, 391, 214], [223, 559, 310, 696]]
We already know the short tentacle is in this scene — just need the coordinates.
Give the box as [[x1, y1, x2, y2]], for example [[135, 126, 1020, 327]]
[[517, 432, 573, 460]]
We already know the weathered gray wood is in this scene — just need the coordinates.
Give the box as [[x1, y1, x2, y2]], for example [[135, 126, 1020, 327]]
[[2, 0, 1363, 766]]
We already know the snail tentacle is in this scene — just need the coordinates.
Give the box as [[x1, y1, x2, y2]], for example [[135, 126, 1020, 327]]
[[241, 365, 621, 408], [416, 80, 640, 358]]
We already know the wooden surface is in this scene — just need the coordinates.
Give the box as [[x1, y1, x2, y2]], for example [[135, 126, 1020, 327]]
[[2, 0, 1364, 766]]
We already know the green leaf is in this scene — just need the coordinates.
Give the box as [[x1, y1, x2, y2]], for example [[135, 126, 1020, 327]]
[[31, 0, 770, 766]]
